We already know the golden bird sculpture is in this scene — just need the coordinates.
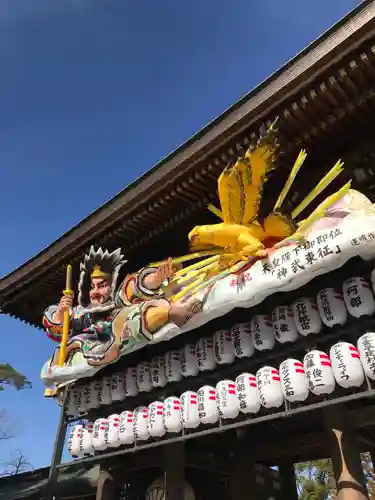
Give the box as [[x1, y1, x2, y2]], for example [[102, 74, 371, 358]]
[[152, 119, 351, 301]]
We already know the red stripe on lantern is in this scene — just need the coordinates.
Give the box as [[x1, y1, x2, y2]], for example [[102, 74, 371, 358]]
[[272, 376, 280, 381], [295, 369, 305, 374], [321, 361, 331, 367], [209, 396, 216, 400], [249, 382, 257, 388], [228, 390, 236, 395], [319, 354, 329, 359]]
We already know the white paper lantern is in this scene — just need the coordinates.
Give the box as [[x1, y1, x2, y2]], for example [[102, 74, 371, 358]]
[[216, 380, 239, 419], [231, 323, 254, 358], [92, 418, 108, 451], [110, 374, 125, 402], [251, 315, 275, 351], [147, 401, 165, 438], [164, 351, 182, 383], [343, 277, 375, 318], [124, 367, 138, 397], [279, 359, 309, 402], [87, 380, 101, 410], [137, 362, 152, 392], [317, 288, 347, 327], [68, 424, 83, 458], [292, 298, 322, 336], [151, 357, 167, 388], [99, 377, 112, 406], [256, 366, 283, 409], [196, 338, 216, 372], [133, 407, 150, 441], [272, 306, 298, 343], [180, 391, 200, 429], [180, 344, 199, 377], [197, 386, 219, 425], [235, 373, 261, 414], [164, 397, 182, 433], [214, 330, 235, 365], [119, 411, 135, 445], [66, 389, 79, 417], [329, 342, 364, 388], [357, 332, 375, 380], [79, 421, 94, 456], [106, 414, 121, 448], [303, 350, 335, 395]]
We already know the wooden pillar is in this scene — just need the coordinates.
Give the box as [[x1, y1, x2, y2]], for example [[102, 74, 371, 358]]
[[96, 469, 117, 500], [164, 442, 185, 500], [324, 408, 369, 500], [278, 462, 298, 500], [230, 440, 256, 499]]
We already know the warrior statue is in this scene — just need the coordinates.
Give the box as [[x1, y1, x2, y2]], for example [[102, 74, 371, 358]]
[[42, 246, 203, 370]]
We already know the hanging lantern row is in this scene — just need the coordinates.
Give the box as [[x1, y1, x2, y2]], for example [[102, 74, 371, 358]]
[[67, 333, 375, 458], [66, 275, 375, 417]]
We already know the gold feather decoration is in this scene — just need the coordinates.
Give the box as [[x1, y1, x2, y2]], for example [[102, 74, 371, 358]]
[[161, 120, 350, 302]]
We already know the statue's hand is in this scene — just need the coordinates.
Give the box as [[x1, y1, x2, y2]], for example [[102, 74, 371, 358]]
[[59, 295, 73, 313], [146, 258, 177, 290], [52, 295, 73, 324]]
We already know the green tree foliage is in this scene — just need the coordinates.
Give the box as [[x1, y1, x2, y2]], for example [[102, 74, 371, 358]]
[[0, 364, 31, 391], [295, 459, 336, 499]]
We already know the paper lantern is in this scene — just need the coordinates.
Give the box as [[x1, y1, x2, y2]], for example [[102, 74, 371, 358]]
[[330, 342, 364, 388], [87, 380, 101, 410], [231, 323, 254, 358], [110, 374, 126, 402], [180, 391, 200, 429], [67, 424, 83, 458], [119, 411, 135, 445], [124, 367, 139, 397], [292, 298, 322, 336], [106, 414, 121, 448], [272, 306, 298, 343], [235, 373, 261, 414], [213, 330, 235, 365], [279, 359, 309, 402], [92, 418, 108, 451], [164, 397, 182, 433], [343, 277, 375, 318], [136, 362, 152, 392], [79, 421, 94, 456], [197, 386, 219, 425], [66, 389, 79, 418], [151, 357, 167, 388], [147, 401, 166, 438], [99, 376, 112, 406], [133, 407, 150, 441], [196, 338, 216, 372], [303, 350, 335, 395], [256, 367, 283, 409], [164, 351, 182, 383], [357, 332, 375, 380], [216, 380, 239, 419], [317, 288, 347, 327], [251, 315, 275, 351], [180, 344, 199, 377]]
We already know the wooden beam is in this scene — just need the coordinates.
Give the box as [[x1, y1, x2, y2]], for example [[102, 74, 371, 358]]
[[164, 443, 185, 500], [278, 462, 298, 500]]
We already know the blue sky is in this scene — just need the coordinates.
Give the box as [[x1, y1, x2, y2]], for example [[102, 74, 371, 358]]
[[0, 0, 360, 470]]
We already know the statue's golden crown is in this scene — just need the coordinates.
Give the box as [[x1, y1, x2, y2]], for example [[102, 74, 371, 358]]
[[91, 264, 110, 279]]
